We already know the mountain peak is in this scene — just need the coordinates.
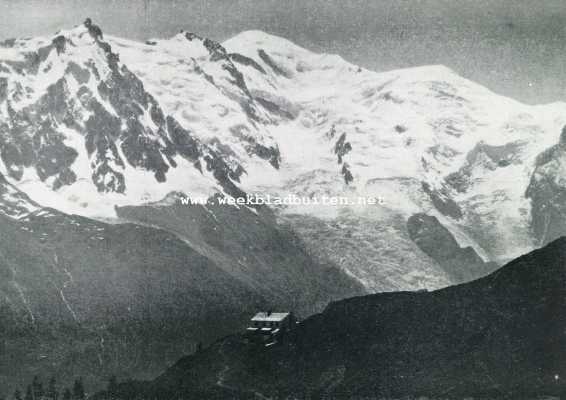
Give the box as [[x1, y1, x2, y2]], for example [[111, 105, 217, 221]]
[[400, 63, 456, 77], [223, 30, 311, 56], [0, 22, 255, 218], [2, 21, 102, 55], [2, 23, 566, 268]]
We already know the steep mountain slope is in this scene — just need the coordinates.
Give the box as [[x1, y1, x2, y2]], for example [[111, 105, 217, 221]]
[[106, 237, 566, 399], [0, 180, 259, 393], [4, 24, 565, 292], [108, 31, 282, 168], [407, 212, 497, 283], [2, 21, 566, 397], [116, 196, 364, 317], [125, 29, 558, 290], [0, 177, 361, 395], [526, 126, 566, 247], [221, 30, 566, 284], [0, 24, 252, 218], [221, 30, 566, 266], [0, 24, 366, 394], [0, 170, 43, 218]]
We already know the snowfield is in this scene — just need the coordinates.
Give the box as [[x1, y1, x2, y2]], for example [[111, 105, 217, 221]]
[[1, 24, 566, 289]]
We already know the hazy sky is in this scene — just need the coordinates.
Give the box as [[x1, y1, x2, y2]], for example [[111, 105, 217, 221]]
[[1, 0, 565, 104]]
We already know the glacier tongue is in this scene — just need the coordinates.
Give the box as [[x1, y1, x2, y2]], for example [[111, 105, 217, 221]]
[[2, 25, 566, 288]]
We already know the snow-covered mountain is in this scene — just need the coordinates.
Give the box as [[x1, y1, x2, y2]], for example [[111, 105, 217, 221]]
[[110, 27, 566, 287], [2, 22, 566, 292], [218, 30, 566, 263], [0, 25, 255, 217]]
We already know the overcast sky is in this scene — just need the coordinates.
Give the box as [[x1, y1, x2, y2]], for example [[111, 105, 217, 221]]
[[1, 0, 565, 104]]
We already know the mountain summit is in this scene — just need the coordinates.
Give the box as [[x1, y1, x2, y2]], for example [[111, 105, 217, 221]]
[[2, 23, 566, 294], [2, 22, 566, 395], [0, 23, 256, 217]]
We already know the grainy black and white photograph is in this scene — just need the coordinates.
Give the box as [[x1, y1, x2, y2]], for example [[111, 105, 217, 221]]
[[0, 0, 565, 398]]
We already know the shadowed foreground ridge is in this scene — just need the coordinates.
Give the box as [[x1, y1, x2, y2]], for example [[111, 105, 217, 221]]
[[101, 237, 566, 399]]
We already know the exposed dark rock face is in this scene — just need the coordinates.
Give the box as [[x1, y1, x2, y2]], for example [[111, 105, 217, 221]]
[[229, 124, 281, 169], [66, 61, 91, 83], [326, 129, 354, 184], [258, 49, 291, 78], [253, 92, 297, 120], [446, 141, 524, 193], [341, 163, 353, 184], [526, 126, 566, 246], [0, 77, 7, 102], [407, 213, 496, 283], [254, 142, 281, 169], [86, 23, 104, 41], [35, 125, 78, 181], [0, 76, 81, 185], [0, 29, 248, 195], [394, 124, 407, 133], [180, 32, 288, 164], [104, 238, 566, 400], [0, 29, 288, 199], [52, 35, 67, 54], [0, 173, 43, 218], [166, 116, 200, 161], [228, 52, 266, 74], [334, 132, 352, 164], [421, 181, 462, 219], [185, 32, 255, 106]]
